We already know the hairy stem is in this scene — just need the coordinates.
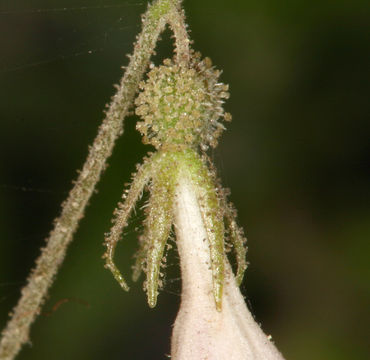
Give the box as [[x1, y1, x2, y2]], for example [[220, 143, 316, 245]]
[[166, 3, 190, 66], [0, 1, 189, 359], [172, 177, 285, 360]]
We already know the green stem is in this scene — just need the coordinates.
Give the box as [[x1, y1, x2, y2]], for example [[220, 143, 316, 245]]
[[166, 3, 190, 66], [0, 1, 189, 359]]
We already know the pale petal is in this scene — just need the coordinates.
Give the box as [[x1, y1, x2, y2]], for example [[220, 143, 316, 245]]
[[172, 178, 285, 360]]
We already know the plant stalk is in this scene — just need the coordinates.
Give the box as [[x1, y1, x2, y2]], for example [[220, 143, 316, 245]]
[[0, 1, 187, 359]]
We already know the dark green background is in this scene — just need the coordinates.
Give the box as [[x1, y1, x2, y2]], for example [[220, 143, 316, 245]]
[[1, 0, 369, 359]]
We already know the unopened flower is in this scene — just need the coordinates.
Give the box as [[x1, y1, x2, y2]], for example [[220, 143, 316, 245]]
[[171, 178, 285, 360]]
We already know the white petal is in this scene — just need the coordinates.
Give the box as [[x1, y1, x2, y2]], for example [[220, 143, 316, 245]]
[[172, 177, 285, 360]]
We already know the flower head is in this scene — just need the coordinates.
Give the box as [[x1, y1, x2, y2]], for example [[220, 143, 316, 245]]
[[135, 54, 231, 150]]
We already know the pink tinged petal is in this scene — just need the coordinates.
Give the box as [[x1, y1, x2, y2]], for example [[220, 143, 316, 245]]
[[172, 178, 285, 360]]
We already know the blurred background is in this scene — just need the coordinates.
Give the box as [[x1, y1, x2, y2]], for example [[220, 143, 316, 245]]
[[0, 0, 369, 359]]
